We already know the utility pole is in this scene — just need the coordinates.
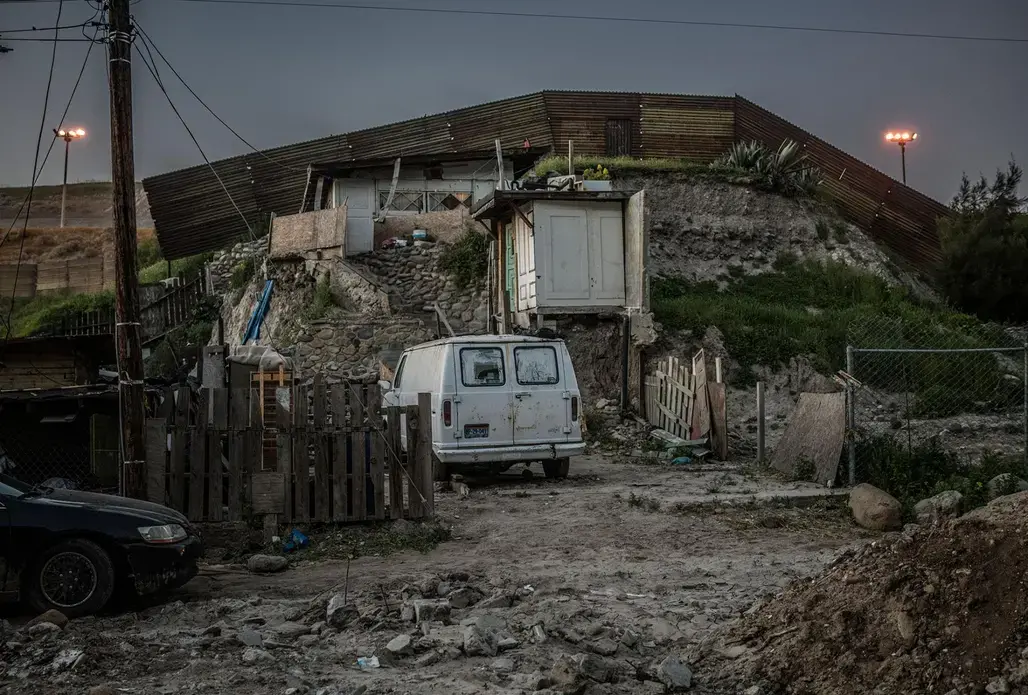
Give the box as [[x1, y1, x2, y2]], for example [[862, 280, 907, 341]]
[[108, 0, 146, 499]]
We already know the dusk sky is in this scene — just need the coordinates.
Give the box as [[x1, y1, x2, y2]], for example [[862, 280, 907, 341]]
[[1, 0, 1025, 202]]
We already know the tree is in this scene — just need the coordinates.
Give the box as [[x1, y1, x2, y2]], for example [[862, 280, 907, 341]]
[[938, 159, 1028, 322]]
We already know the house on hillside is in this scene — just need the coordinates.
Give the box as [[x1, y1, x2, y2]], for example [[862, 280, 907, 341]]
[[143, 91, 951, 273]]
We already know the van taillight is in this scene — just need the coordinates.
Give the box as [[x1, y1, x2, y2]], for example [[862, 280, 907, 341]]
[[571, 396, 579, 422], [443, 400, 452, 427]]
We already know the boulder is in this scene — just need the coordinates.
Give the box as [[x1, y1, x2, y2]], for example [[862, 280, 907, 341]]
[[326, 595, 359, 629], [447, 587, 484, 609], [26, 609, 69, 630], [849, 483, 902, 531], [913, 490, 963, 523], [463, 624, 498, 657], [385, 634, 414, 656], [987, 474, 1028, 501], [657, 654, 693, 691], [413, 599, 451, 624], [247, 554, 289, 573]]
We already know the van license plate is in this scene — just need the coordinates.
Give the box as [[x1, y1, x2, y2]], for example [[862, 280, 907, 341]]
[[464, 425, 489, 439]]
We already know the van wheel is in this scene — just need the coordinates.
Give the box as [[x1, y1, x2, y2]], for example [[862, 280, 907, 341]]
[[543, 458, 570, 480], [432, 456, 449, 482], [27, 538, 116, 618]]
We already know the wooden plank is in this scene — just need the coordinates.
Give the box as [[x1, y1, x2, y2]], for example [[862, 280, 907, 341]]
[[293, 385, 309, 522], [144, 418, 167, 504], [208, 388, 228, 521], [276, 386, 293, 521], [188, 389, 209, 521], [366, 383, 385, 520], [330, 385, 349, 521], [169, 386, 190, 512], [351, 384, 367, 520], [691, 350, 710, 440], [312, 376, 330, 522], [707, 382, 729, 462], [251, 472, 287, 514], [387, 406, 404, 519], [769, 392, 846, 485], [414, 392, 434, 518], [405, 405, 422, 519], [227, 388, 249, 520]]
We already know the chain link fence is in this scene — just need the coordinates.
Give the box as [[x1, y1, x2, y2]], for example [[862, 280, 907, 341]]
[[845, 314, 1027, 484]]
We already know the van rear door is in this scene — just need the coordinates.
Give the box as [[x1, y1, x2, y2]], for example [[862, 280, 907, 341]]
[[512, 342, 569, 446], [453, 344, 514, 448]]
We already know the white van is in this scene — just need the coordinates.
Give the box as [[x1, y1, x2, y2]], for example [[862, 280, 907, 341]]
[[380, 335, 585, 479]]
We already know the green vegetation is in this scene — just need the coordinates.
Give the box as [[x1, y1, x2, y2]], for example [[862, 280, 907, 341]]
[[303, 272, 337, 321], [136, 236, 163, 269], [939, 160, 1028, 322], [229, 257, 256, 290], [295, 521, 452, 561], [532, 155, 706, 178], [440, 229, 489, 288], [652, 256, 1003, 392], [144, 294, 220, 379], [6, 291, 113, 338], [858, 436, 1028, 517], [139, 252, 212, 285], [710, 140, 823, 197]]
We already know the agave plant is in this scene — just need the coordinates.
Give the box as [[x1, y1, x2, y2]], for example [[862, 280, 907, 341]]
[[712, 139, 823, 197]]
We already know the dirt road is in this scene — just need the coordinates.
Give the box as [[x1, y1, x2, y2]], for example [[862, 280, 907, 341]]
[[3, 457, 869, 694]]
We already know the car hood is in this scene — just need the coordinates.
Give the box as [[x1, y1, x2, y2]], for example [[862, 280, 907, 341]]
[[26, 488, 189, 525]]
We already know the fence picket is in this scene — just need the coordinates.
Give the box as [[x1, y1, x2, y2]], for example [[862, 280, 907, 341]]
[[188, 389, 208, 521], [352, 384, 367, 520], [207, 388, 228, 521], [367, 383, 385, 520], [170, 386, 190, 511], [312, 376, 330, 522], [330, 385, 349, 521], [227, 388, 249, 520], [387, 406, 405, 519]]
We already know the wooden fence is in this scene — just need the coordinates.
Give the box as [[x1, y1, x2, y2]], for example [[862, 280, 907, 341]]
[[143, 380, 434, 525], [139, 275, 206, 344], [644, 351, 729, 459]]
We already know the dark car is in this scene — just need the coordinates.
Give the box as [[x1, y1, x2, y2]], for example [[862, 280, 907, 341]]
[[0, 474, 203, 617]]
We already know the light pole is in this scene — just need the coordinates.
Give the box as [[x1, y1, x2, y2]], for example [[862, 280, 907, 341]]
[[885, 131, 917, 185], [53, 127, 86, 228]]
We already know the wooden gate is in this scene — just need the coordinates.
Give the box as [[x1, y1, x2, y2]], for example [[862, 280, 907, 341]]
[[143, 379, 433, 525]]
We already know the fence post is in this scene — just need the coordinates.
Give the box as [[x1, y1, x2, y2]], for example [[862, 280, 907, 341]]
[[846, 345, 856, 486], [1023, 342, 1027, 463], [756, 381, 765, 465]]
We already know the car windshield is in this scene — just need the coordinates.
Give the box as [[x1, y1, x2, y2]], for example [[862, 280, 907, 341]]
[[0, 473, 36, 497]]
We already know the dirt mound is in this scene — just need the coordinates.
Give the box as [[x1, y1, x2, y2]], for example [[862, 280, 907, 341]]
[[695, 492, 1028, 694]]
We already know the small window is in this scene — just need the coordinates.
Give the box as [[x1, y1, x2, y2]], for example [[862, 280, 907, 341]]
[[393, 355, 407, 389], [379, 190, 424, 213], [460, 347, 505, 387], [514, 346, 560, 385], [427, 191, 472, 212]]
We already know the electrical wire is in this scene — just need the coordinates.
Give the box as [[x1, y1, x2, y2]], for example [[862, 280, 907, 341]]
[[132, 35, 256, 239], [0, 19, 93, 33], [132, 20, 305, 174], [0, 0, 64, 360], [168, 0, 1028, 45]]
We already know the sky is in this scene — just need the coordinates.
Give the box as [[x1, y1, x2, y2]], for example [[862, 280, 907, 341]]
[[0, 0, 1025, 203]]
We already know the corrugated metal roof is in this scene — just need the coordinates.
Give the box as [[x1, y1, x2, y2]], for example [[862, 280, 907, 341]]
[[144, 90, 950, 269]]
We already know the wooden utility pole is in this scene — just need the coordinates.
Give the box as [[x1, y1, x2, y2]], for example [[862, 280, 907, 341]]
[[108, 0, 146, 498]]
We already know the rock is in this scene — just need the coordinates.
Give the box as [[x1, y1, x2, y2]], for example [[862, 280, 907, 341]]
[[849, 483, 902, 531], [385, 633, 414, 656], [241, 647, 273, 663], [577, 654, 613, 683], [419, 577, 439, 597], [476, 591, 514, 609], [436, 581, 453, 597], [491, 657, 515, 673], [27, 622, 61, 639], [722, 645, 748, 659], [87, 687, 118, 695], [463, 624, 499, 657], [512, 671, 551, 691], [913, 490, 963, 523], [26, 609, 68, 630], [414, 650, 443, 667], [413, 599, 451, 623], [987, 677, 1011, 694], [550, 654, 584, 690], [247, 554, 289, 573], [272, 622, 311, 639], [590, 638, 619, 657], [987, 474, 1028, 500], [657, 655, 692, 691], [448, 587, 484, 609], [325, 595, 359, 629], [621, 628, 640, 649], [497, 635, 520, 651], [50, 648, 84, 672], [236, 627, 264, 647]]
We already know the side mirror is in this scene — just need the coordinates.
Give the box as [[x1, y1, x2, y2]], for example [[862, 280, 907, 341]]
[[378, 379, 393, 392]]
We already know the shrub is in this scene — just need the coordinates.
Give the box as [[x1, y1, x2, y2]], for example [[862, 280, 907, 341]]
[[8, 291, 114, 337], [136, 236, 163, 269], [139, 251, 212, 284], [303, 272, 336, 321], [440, 229, 489, 288], [710, 140, 823, 197], [230, 258, 255, 290]]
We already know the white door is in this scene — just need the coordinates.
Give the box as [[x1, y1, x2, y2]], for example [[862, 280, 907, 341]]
[[515, 213, 537, 311], [588, 205, 626, 301], [336, 180, 374, 255], [511, 343, 569, 445], [539, 205, 590, 302], [453, 344, 514, 449]]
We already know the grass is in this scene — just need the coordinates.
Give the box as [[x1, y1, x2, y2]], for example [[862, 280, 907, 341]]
[[440, 229, 489, 288], [303, 272, 337, 321], [230, 257, 256, 290], [6, 291, 114, 337], [858, 436, 1028, 518], [532, 155, 756, 187], [652, 256, 1007, 392], [293, 520, 453, 561], [139, 252, 212, 284]]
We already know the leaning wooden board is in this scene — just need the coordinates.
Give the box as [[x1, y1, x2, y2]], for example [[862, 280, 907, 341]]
[[769, 392, 846, 486]]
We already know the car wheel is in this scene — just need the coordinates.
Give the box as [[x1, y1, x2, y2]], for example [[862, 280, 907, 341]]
[[543, 458, 570, 479], [27, 538, 116, 618]]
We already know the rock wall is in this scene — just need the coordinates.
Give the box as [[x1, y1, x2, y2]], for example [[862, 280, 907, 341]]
[[294, 317, 435, 383], [208, 239, 268, 296], [350, 242, 489, 335]]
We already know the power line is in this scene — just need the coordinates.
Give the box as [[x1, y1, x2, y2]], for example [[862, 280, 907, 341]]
[[0, 0, 64, 356], [167, 0, 1028, 45], [132, 34, 255, 238], [0, 20, 92, 33], [0, 36, 92, 41], [132, 20, 304, 173]]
